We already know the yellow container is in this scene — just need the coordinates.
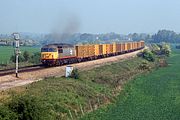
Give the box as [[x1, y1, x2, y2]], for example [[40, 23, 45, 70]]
[[102, 44, 107, 54], [127, 43, 131, 51], [94, 44, 100, 56], [113, 43, 116, 53], [116, 44, 119, 52], [140, 41, 145, 47], [75, 46, 84, 58], [137, 42, 141, 48], [124, 43, 128, 51], [99, 45, 103, 55], [76, 45, 96, 58], [135, 42, 138, 49], [121, 43, 124, 51], [88, 45, 95, 56], [106, 44, 110, 54], [110, 44, 113, 53]]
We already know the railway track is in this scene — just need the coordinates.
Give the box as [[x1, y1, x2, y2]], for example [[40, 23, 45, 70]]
[[0, 47, 146, 77], [0, 64, 44, 76], [0, 49, 142, 77]]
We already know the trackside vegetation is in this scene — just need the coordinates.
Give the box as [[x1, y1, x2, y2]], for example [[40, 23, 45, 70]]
[[10, 51, 41, 64], [0, 46, 40, 64], [0, 46, 40, 70]]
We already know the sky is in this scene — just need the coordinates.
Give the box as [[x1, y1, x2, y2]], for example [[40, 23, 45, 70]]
[[0, 0, 180, 34]]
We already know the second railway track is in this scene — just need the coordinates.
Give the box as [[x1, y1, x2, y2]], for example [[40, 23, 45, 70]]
[[0, 64, 44, 76]]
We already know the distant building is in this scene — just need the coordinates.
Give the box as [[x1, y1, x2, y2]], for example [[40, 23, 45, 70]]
[[0, 40, 7, 45]]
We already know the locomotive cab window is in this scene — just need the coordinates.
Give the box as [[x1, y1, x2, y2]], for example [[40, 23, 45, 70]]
[[41, 48, 57, 52], [41, 48, 48, 52], [58, 49, 63, 53], [49, 48, 57, 52]]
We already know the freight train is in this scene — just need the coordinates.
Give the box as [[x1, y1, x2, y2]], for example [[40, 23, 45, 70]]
[[41, 41, 145, 66]]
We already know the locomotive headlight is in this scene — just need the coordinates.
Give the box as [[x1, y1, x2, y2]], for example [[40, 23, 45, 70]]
[[70, 49, 73, 55]]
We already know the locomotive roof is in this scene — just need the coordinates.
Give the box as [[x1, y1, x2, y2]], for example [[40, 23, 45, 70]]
[[42, 43, 74, 48]]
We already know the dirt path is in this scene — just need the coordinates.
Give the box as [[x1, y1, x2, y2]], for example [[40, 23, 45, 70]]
[[0, 49, 144, 91]]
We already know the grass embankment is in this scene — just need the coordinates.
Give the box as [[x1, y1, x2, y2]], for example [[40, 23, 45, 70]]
[[81, 49, 180, 120], [0, 57, 152, 120], [0, 46, 40, 64]]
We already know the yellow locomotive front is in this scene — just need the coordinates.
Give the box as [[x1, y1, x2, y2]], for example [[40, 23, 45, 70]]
[[41, 43, 76, 66], [41, 46, 59, 65]]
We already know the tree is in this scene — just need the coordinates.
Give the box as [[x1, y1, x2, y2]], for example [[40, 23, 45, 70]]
[[10, 54, 25, 63], [151, 44, 161, 55], [30, 52, 41, 64], [160, 42, 171, 57], [152, 30, 177, 43], [141, 49, 155, 62], [23, 51, 31, 62]]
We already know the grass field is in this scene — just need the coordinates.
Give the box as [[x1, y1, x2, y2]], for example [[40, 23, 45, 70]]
[[81, 49, 180, 120], [0, 46, 40, 64]]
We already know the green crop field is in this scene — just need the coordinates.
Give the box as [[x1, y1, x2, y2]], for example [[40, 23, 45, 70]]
[[81, 49, 180, 120], [0, 46, 40, 64]]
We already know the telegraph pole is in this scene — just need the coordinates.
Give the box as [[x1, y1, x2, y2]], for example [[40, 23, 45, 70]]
[[13, 33, 20, 78]]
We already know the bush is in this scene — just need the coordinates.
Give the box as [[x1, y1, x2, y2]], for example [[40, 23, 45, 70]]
[[141, 49, 155, 62], [139, 61, 151, 70], [10, 52, 41, 64], [160, 42, 171, 57], [8, 95, 48, 120], [23, 51, 31, 62], [151, 44, 161, 55], [30, 52, 41, 64], [70, 68, 79, 79], [151, 43, 171, 57], [0, 105, 17, 120], [10, 54, 25, 63]]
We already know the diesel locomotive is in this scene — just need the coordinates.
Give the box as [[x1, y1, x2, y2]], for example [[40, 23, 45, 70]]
[[41, 41, 145, 66]]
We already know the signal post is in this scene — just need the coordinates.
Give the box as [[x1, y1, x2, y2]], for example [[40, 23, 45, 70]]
[[13, 33, 21, 78]]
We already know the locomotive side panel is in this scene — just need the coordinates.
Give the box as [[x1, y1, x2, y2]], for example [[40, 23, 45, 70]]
[[58, 47, 76, 58]]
